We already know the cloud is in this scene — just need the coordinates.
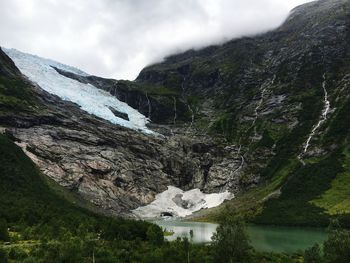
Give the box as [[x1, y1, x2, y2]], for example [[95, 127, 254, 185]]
[[0, 0, 313, 80]]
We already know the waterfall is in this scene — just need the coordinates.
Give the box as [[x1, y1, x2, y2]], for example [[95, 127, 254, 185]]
[[232, 155, 245, 176], [145, 91, 152, 119], [187, 104, 195, 130], [181, 76, 195, 131], [236, 144, 242, 158], [298, 73, 331, 161], [224, 75, 276, 191], [250, 75, 276, 138], [173, 97, 177, 125], [181, 76, 186, 97]]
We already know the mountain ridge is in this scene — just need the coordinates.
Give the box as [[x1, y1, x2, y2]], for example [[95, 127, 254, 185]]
[[0, 0, 349, 226]]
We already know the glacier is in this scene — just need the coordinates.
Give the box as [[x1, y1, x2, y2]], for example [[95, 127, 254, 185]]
[[132, 186, 234, 218], [3, 48, 154, 134]]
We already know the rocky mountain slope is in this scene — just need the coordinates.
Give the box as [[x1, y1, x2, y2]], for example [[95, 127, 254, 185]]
[[0, 48, 240, 217], [0, 0, 349, 225], [136, 0, 350, 225]]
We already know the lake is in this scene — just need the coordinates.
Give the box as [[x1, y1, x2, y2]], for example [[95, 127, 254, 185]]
[[153, 220, 328, 253]]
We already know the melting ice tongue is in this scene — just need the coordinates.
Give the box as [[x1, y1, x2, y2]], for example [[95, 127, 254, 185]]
[[3, 48, 154, 135], [132, 186, 234, 218]]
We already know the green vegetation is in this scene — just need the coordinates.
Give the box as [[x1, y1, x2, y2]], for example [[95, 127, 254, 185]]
[[255, 129, 275, 149], [147, 225, 164, 246], [131, 0, 350, 232], [0, 132, 215, 262], [163, 231, 175, 237], [196, 151, 350, 227], [0, 6, 349, 261], [192, 212, 350, 263], [0, 220, 9, 242], [206, 85, 345, 227], [210, 112, 238, 142], [192, 159, 298, 223], [322, 220, 350, 263], [312, 149, 350, 215], [0, 77, 40, 115], [304, 243, 322, 263], [0, 133, 158, 260], [3, 131, 347, 262], [212, 212, 252, 263], [303, 220, 350, 263], [0, 248, 8, 263], [255, 154, 347, 226], [138, 84, 179, 96], [323, 99, 350, 143], [253, 96, 350, 226]]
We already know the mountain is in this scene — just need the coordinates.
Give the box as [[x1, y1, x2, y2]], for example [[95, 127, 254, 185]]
[[136, 0, 350, 225], [0, 0, 350, 226], [0, 48, 236, 218]]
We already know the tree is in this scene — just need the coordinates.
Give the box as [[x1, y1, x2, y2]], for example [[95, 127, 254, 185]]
[[189, 229, 194, 241], [0, 248, 8, 263], [323, 220, 350, 263], [304, 243, 323, 263], [183, 237, 190, 263], [146, 225, 164, 246], [211, 211, 252, 263], [0, 219, 9, 242]]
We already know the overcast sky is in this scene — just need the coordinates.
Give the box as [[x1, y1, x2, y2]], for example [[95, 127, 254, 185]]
[[0, 0, 313, 80]]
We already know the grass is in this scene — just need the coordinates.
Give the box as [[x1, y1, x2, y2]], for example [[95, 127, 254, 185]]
[[0, 77, 40, 115], [255, 152, 350, 227], [0, 133, 97, 226], [192, 150, 350, 227], [39, 169, 108, 216], [311, 149, 350, 215], [191, 159, 299, 223], [137, 83, 179, 96], [0, 132, 149, 236], [252, 95, 350, 227], [0, 132, 160, 246], [163, 231, 175, 237]]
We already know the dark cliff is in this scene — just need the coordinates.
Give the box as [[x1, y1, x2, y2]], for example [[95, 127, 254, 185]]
[[0, 0, 350, 225]]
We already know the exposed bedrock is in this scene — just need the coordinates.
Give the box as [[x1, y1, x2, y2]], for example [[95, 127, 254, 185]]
[[1, 0, 350, 218], [2, 82, 249, 216]]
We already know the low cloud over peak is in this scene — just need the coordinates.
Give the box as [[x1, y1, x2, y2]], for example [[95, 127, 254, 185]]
[[0, 0, 313, 80]]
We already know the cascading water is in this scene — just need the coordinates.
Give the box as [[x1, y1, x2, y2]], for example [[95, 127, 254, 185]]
[[298, 73, 331, 162], [145, 91, 152, 119]]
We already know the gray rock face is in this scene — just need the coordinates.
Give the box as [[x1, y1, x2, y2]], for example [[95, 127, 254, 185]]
[[108, 107, 129, 121], [52, 66, 189, 124], [10, 124, 247, 215], [0, 48, 20, 78], [0, 78, 247, 216], [1, 0, 350, 218], [136, 0, 350, 170]]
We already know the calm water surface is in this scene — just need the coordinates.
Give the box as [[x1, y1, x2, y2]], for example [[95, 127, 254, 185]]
[[154, 220, 328, 253]]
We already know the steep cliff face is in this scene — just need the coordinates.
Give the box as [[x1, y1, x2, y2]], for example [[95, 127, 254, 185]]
[[135, 0, 350, 225], [52, 66, 190, 125], [0, 48, 243, 217], [1, 0, 350, 224], [138, 0, 350, 150]]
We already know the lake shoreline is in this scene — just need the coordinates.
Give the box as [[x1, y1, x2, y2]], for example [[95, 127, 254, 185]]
[[152, 219, 328, 253]]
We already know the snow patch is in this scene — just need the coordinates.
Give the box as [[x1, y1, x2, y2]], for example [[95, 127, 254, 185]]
[[3, 48, 154, 135], [133, 186, 234, 218]]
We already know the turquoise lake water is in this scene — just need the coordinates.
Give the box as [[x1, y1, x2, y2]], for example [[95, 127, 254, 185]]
[[154, 220, 328, 253]]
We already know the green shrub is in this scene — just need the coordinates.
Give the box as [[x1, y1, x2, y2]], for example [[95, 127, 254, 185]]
[[0, 219, 9, 242], [0, 248, 8, 263]]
